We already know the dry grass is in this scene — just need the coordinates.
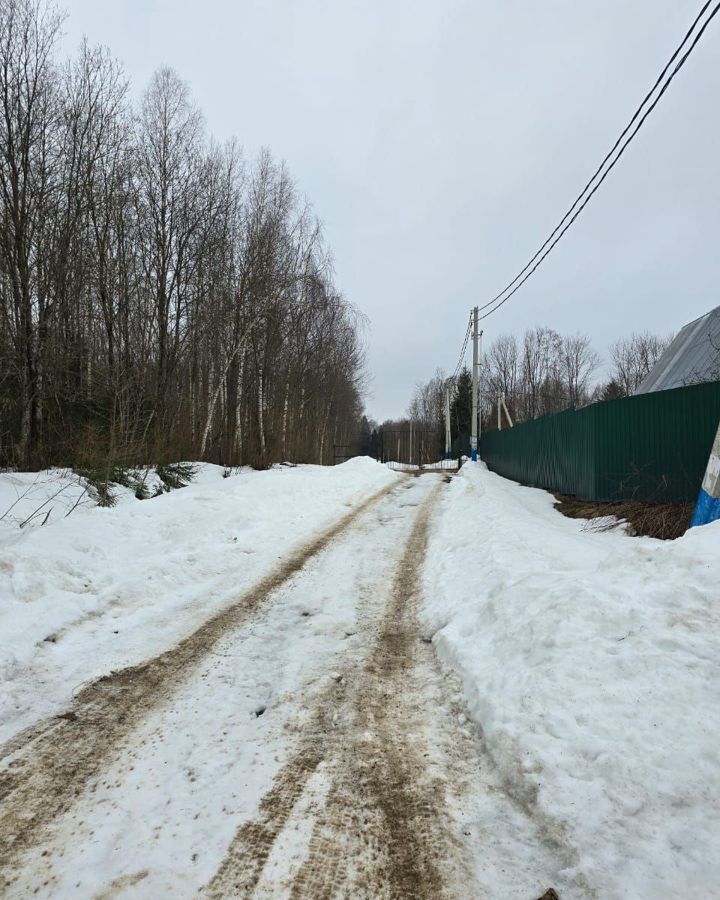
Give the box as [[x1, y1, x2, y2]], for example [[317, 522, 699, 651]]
[[554, 494, 694, 541]]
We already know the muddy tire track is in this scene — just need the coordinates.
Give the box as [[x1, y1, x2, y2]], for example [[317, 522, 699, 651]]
[[0, 480, 398, 888], [203, 678, 346, 898], [205, 481, 458, 899]]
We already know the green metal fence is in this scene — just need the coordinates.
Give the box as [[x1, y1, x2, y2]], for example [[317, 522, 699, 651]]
[[479, 381, 720, 502]]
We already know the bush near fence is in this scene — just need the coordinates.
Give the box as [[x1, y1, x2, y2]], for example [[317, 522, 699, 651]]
[[479, 381, 720, 502]]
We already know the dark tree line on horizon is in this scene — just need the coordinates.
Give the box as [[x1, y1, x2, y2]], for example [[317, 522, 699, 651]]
[[376, 328, 673, 464], [0, 0, 366, 473]]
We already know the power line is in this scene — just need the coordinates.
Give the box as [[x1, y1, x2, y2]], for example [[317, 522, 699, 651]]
[[478, 0, 720, 323], [478, 0, 716, 316], [453, 326, 471, 380], [451, 313, 472, 381]]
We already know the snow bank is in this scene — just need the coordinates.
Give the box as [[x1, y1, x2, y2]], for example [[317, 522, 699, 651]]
[[0, 465, 231, 535], [0, 458, 399, 743], [0, 469, 96, 532], [423, 463, 720, 899]]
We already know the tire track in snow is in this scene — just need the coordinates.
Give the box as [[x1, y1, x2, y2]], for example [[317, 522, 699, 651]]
[[0, 479, 399, 887], [201, 680, 346, 898], [205, 481, 457, 899]]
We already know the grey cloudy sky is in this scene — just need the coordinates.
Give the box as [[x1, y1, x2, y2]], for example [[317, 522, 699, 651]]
[[60, 0, 720, 422]]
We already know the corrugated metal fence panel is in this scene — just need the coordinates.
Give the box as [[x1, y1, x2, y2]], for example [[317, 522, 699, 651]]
[[592, 381, 720, 501], [480, 381, 720, 502]]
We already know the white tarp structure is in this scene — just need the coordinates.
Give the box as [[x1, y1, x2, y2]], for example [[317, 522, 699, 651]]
[[636, 304, 720, 393]]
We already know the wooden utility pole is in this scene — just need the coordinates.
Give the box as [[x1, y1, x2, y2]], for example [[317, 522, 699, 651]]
[[445, 386, 451, 458], [501, 393, 514, 428], [478, 327, 483, 446]]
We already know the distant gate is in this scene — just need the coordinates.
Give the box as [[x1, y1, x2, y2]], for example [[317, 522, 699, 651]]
[[375, 428, 447, 468], [386, 459, 459, 473], [332, 444, 358, 465]]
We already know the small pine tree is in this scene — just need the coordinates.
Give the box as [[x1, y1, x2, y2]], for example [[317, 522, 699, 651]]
[[450, 368, 472, 440], [359, 415, 372, 456], [601, 379, 626, 401]]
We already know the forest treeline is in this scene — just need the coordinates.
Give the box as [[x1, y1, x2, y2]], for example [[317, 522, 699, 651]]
[[0, 0, 365, 473], [375, 328, 672, 463]]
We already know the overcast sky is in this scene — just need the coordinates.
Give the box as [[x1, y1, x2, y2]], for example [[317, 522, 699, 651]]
[[60, 0, 720, 422]]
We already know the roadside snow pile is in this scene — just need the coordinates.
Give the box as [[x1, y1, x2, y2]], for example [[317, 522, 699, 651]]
[[423, 463, 720, 899], [0, 458, 399, 744], [0, 469, 96, 531], [0, 465, 214, 537]]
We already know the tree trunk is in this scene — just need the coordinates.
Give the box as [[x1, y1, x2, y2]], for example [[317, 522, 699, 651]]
[[281, 378, 290, 461], [258, 373, 266, 459], [199, 359, 216, 459], [234, 348, 246, 461]]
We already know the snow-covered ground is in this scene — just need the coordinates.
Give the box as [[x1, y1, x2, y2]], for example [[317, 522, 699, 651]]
[[423, 462, 720, 899], [2, 476, 422, 898], [0, 465, 199, 533], [0, 468, 98, 531], [4, 455, 718, 898], [2, 473, 580, 900], [0, 459, 400, 745]]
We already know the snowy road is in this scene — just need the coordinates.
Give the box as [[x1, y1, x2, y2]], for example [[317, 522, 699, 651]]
[[0, 473, 577, 899]]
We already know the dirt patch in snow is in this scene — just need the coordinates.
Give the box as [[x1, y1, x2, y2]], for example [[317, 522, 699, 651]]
[[554, 493, 693, 540], [0, 480, 397, 888]]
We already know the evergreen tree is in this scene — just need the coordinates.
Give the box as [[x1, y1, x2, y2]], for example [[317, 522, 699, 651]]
[[369, 428, 380, 460], [359, 416, 372, 455], [450, 368, 472, 440], [601, 379, 626, 401]]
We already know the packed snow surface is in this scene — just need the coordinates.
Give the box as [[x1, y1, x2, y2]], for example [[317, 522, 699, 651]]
[[423, 462, 720, 899], [3, 473, 570, 900], [0, 459, 400, 744]]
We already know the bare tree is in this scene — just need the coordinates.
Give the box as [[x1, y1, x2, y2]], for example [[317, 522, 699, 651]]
[[0, 0, 64, 467], [0, 4, 368, 472], [520, 327, 562, 419], [561, 333, 600, 407], [610, 331, 673, 396]]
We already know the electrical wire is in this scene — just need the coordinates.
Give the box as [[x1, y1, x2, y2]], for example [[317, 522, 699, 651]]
[[478, 0, 715, 316], [477, 0, 720, 323], [451, 314, 473, 382]]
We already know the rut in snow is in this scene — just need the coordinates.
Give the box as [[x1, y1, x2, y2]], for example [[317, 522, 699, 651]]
[[2, 474, 580, 899], [0, 480, 396, 887], [205, 481, 460, 899]]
